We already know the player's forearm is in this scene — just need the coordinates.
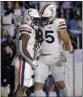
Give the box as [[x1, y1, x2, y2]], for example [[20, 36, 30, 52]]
[[65, 43, 71, 51], [23, 49, 33, 61], [19, 40, 33, 65], [22, 53, 33, 64], [20, 49, 33, 65], [65, 42, 73, 52]]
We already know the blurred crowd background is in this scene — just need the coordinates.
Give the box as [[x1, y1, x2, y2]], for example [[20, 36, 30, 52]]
[[1, 1, 82, 96]]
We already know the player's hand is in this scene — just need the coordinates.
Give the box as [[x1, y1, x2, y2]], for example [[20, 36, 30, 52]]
[[60, 51, 69, 62], [34, 43, 42, 59], [35, 43, 42, 52], [32, 60, 38, 70]]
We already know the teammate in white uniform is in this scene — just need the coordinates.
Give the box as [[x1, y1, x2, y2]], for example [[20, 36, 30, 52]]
[[12, 8, 41, 97], [34, 4, 72, 97]]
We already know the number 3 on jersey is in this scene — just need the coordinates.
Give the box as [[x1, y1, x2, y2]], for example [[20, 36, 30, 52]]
[[38, 30, 55, 43]]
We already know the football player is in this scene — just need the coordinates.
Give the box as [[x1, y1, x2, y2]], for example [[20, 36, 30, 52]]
[[12, 8, 41, 97], [34, 4, 72, 97]]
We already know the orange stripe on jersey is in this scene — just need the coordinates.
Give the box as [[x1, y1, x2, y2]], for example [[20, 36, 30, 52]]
[[50, 84, 55, 91], [20, 27, 32, 32], [18, 56, 22, 85], [59, 21, 65, 24]]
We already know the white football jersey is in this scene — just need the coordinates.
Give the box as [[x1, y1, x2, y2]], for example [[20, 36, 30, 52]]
[[16, 24, 36, 58], [39, 18, 67, 57]]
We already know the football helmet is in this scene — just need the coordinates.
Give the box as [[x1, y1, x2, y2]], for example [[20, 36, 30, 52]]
[[40, 4, 56, 25], [24, 8, 41, 30]]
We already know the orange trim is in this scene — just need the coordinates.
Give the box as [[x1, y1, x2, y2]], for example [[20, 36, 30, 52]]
[[59, 21, 65, 24], [18, 56, 22, 85], [20, 27, 32, 32], [50, 84, 55, 91]]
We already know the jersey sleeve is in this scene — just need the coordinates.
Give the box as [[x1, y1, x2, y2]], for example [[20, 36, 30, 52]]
[[58, 19, 67, 29], [19, 24, 32, 36]]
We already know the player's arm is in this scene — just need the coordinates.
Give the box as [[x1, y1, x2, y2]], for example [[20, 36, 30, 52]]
[[57, 19, 72, 52], [58, 28, 72, 52], [19, 33, 33, 65], [18, 25, 38, 68]]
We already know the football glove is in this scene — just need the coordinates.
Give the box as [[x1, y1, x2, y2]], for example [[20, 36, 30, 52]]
[[34, 43, 42, 59], [32, 60, 38, 70], [60, 51, 69, 62], [35, 43, 42, 52]]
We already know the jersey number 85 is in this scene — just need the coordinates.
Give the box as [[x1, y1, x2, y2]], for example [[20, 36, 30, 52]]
[[38, 30, 55, 43]]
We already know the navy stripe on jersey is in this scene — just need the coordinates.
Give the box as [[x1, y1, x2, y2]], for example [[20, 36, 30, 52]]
[[20, 30, 31, 34], [59, 24, 66, 27], [21, 59, 25, 85]]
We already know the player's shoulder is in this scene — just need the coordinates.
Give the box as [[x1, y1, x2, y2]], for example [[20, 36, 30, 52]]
[[54, 18, 66, 24], [54, 18, 67, 29], [19, 24, 33, 32]]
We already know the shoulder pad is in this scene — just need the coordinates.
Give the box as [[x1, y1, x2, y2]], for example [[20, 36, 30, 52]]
[[20, 24, 32, 32], [58, 18, 66, 24], [19, 24, 32, 34], [58, 18, 67, 29]]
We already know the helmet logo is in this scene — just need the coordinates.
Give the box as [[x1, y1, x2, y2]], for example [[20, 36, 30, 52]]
[[49, 7, 53, 12]]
